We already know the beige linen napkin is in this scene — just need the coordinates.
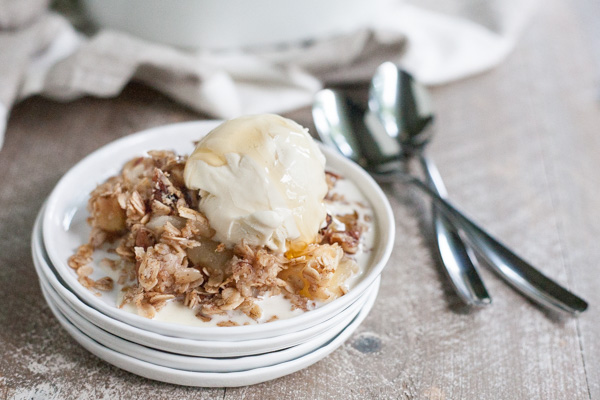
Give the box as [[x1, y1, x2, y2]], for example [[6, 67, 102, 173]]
[[0, 0, 538, 149]]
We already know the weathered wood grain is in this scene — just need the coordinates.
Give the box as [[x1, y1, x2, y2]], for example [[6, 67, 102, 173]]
[[1, 0, 599, 398]]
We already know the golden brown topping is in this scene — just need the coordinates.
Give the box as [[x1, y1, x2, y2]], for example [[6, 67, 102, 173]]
[[74, 150, 366, 321], [94, 277, 114, 291]]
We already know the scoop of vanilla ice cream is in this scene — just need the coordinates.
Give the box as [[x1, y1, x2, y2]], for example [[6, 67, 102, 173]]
[[184, 114, 328, 253]]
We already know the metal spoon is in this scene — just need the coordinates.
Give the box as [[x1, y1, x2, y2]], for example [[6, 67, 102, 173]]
[[369, 62, 490, 307], [312, 88, 588, 315]]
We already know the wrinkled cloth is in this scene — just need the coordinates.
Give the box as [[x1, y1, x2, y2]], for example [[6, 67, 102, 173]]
[[0, 0, 539, 148]]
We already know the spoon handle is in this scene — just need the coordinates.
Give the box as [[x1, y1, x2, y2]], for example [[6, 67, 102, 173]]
[[420, 155, 491, 306], [401, 175, 588, 315]]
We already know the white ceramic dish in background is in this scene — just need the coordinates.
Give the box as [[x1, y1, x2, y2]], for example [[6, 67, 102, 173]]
[[81, 0, 387, 50], [39, 271, 379, 373], [41, 275, 378, 387], [42, 120, 395, 341], [32, 209, 376, 358]]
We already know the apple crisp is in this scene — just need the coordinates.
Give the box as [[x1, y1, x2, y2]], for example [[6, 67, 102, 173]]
[[68, 150, 367, 323]]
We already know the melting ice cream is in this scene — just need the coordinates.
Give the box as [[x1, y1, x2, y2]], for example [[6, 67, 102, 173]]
[[184, 114, 328, 253]]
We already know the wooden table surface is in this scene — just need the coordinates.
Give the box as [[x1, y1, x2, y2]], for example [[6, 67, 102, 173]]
[[2, 0, 600, 398]]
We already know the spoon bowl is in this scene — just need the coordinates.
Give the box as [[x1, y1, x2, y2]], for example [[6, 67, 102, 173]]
[[313, 89, 401, 173], [369, 61, 434, 154]]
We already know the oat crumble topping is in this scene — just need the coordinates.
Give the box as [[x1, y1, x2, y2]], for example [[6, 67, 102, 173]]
[[68, 151, 367, 322]]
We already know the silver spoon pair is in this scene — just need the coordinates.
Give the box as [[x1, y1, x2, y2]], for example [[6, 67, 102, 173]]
[[312, 62, 587, 315]]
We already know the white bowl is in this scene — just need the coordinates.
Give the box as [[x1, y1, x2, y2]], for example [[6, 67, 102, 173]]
[[42, 120, 395, 340], [81, 0, 387, 50], [39, 268, 379, 372], [40, 271, 378, 387], [33, 207, 378, 357]]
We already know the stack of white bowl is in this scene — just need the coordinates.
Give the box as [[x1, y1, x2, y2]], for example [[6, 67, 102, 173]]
[[31, 121, 395, 387]]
